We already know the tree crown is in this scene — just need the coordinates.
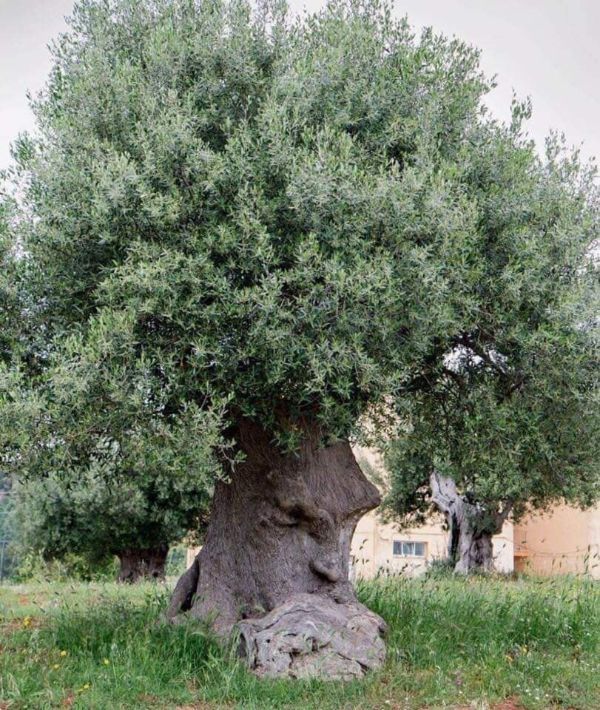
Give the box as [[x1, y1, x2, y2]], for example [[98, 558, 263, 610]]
[[12, 0, 505, 446], [6, 0, 599, 472]]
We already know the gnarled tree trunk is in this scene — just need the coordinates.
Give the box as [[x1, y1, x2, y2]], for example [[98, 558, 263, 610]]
[[430, 471, 510, 574], [117, 545, 168, 583], [454, 525, 495, 574], [168, 419, 387, 678]]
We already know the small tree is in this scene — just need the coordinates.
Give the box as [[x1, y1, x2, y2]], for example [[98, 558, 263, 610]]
[[0, 192, 22, 368], [384, 341, 599, 573], [2, 189, 225, 581], [3, 313, 226, 582], [12, 470, 197, 582]]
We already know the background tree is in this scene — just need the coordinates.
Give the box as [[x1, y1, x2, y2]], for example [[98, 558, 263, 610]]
[[12, 470, 198, 583], [0, 189, 29, 581], [2, 313, 227, 582], [0, 471, 14, 582], [2, 179, 224, 583], [0, 195, 15, 370], [384, 341, 599, 573], [0, 190, 24, 368], [4, 0, 598, 674], [383, 130, 600, 573]]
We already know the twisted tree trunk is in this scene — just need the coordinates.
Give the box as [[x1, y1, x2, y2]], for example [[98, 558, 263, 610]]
[[168, 419, 387, 678], [454, 525, 495, 574], [117, 545, 168, 583], [430, 471, 510, 574]]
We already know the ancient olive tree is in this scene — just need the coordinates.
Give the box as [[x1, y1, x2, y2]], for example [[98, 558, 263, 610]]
[[383, 131, 600, 573], [8, 0, 598, 675]]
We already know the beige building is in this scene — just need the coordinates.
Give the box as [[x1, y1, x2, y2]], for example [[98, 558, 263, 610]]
[[349, 446, 599, 579], [350, 510, 514, 579], [514, 504, 600, 578], [349, 445, 514, 577], [350, 504, 600, 580]]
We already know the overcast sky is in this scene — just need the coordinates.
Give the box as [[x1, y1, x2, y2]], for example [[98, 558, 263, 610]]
[[1, 0, 599, 170]]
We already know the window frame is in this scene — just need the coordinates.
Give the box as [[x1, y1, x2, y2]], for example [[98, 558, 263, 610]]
[[392, 540, 427, 558]]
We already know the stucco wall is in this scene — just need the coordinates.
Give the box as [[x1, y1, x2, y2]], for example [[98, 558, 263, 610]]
[[514, 504, 600, 578], [351, 510, 514, 579], [350, 444, 514, 578]]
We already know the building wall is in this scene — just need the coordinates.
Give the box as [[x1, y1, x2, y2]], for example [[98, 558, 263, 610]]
[[351, 510, 514, 579], [514, 504, 600, 578], [350, 444, 514, 578]]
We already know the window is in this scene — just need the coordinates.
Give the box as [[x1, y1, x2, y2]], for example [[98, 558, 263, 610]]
[[393, 540, 426, 557]]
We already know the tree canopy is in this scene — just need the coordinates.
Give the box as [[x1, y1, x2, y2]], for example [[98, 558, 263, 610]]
[[379, 118, 599, 569], [1, 299, 227, 576], [384, 316, 599, 530], [0, 193, 21, 368], [9, 0, 512, 449], [382, 128, 599, 533], [382, 279, 599, 570]]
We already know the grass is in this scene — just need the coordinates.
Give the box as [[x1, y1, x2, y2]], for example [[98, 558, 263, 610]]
[[0, 575, 598, 709]]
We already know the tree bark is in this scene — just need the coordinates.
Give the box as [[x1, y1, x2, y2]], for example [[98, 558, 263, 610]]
[[117, 545, 168, 583], [430, 471, 510, 574], [167, 419, 384, 639], [454, 526, 495, 574]]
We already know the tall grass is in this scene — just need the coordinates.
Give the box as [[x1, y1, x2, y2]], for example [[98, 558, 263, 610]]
[[1, 575, 598, 709], [359, 574, 598, 661]]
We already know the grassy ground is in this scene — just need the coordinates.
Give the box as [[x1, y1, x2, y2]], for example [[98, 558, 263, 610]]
[[0, 575, 598, 709]]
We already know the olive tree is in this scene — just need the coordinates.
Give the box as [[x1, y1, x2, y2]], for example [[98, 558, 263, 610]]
[[11, 465, 210, 583], [2, 187, 223, 583], [383, 131, 599, 573], [6, 0, 598, 675], [2, 309, 227, 581], [0, 192, 23, 368], [384, 329, 599, 573]]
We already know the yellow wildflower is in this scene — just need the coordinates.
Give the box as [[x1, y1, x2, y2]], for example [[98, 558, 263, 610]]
[[60, 650, 68, 657], [22, 616, 31, 628], [103, 658, 110, 666]]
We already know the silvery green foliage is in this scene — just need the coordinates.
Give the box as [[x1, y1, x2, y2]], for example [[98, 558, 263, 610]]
[[384, 129, 600, 528], [6, 322, 228, 558], [0, 193, 21, 368], [3, 0, 598, 541], [11, 0, 499, 448]]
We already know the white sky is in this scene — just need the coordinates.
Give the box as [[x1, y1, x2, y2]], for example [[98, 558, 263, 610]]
[[1, 0, 599, 170]]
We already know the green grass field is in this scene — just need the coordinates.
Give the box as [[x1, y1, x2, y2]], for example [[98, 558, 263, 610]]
[[0, 575, 598, 709]]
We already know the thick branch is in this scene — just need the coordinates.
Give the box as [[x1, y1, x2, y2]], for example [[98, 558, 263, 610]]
[[429, 470, 460, 515]]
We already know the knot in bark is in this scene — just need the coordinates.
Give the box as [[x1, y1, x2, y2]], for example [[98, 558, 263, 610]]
[[237, 593, 387, 680]]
